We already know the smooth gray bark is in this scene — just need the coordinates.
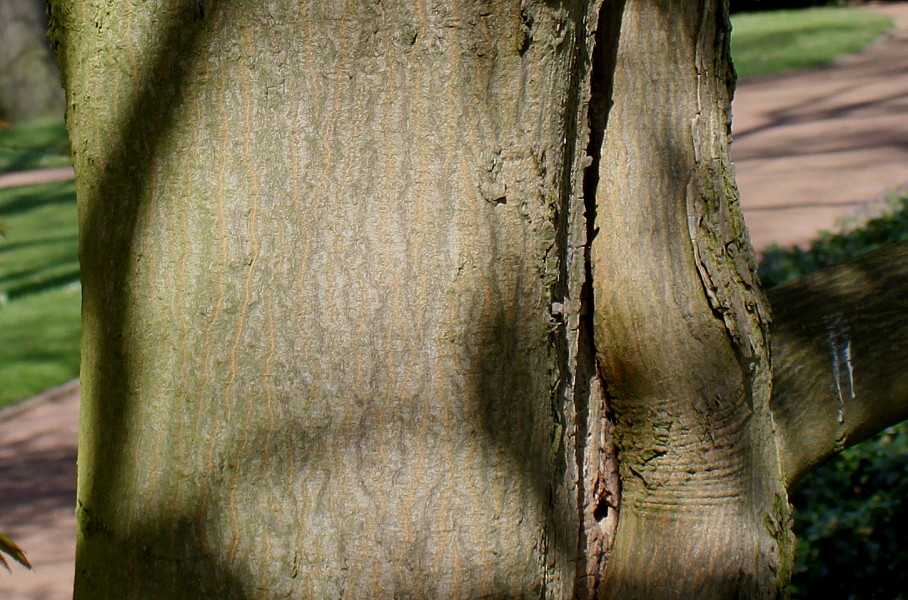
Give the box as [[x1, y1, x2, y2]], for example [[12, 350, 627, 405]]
[[0, 0, 64, 122]]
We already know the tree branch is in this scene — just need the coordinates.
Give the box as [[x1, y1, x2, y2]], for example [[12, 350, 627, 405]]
[[768, 241, 908, 486]]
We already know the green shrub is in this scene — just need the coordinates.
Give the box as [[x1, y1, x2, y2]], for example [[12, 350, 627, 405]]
[[788, 423, 908, 599], [758, 189, 908, 599], [759, 191, 908, 288]]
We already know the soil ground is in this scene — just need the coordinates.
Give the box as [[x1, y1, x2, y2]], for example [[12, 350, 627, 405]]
[[1, 4, 907, 597]]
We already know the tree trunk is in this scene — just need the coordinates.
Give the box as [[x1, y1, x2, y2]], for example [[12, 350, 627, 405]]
[[55, 1, 608, 597], [590, 0, 791, 597], [49, 0, 905, 598], [0, 0, 65, 123]]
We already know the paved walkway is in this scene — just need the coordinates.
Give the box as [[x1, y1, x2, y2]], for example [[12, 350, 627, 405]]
[[734, 2, 908, 250], [0, 382, 78, 600], [1, 4, 907, 597], [0, 167, 73, 190]]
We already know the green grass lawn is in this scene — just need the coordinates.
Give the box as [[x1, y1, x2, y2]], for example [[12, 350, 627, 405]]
[[0, 119, 71, 173], [0, 286, 80, 407], [0, 119, 79, 408], [731, 7, 893, 78], [0, 180, 79, 408]]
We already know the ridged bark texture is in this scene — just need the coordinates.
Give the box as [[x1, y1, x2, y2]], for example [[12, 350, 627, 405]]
[[51, 1, 615, 597], [590, 0, 793, 597], [51, 0, 806, 597]]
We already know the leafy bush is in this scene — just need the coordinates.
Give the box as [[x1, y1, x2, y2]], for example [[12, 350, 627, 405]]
[[759, 191, 908, 288], [788, 423, 908, 599], [758, 189, 908, 599]]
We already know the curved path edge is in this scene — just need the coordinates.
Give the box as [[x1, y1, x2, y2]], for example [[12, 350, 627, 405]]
[[0, 167, 74, 190], [734, 2, 908, 251]]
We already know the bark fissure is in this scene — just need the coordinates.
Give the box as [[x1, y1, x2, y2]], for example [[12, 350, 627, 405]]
[[571, 2, 625, 596]]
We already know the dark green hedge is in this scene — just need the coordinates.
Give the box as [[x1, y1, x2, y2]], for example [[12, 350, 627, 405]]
[[758, 190, 908, 599], [760, 193, 908, 288]]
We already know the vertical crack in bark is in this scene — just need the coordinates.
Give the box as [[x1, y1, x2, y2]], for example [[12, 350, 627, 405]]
[[572, 2, 625, 597]]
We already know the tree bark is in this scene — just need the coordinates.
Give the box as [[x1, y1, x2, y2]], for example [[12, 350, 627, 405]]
[[53, 1, 614, 597], [589, 0, 792, 597], [51, 0, 908, 598], [0, 0, 65, 123], [768, 241, 908, 486]]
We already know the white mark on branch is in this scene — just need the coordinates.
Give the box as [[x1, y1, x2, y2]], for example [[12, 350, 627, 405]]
[[844, 339, 854, 399], [824, 313, 855, 426]]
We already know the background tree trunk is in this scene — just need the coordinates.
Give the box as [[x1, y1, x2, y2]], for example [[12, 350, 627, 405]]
[[0, 0, 65, 123], [769, 241, 908, 485]]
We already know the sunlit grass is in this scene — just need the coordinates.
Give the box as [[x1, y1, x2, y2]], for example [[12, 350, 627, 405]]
[[0, 181, 79, 296], [0, 285, 80, 408], [0, 119, 70, 173], [731, 7, 893, 78], [0, 180, 79, 408]]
